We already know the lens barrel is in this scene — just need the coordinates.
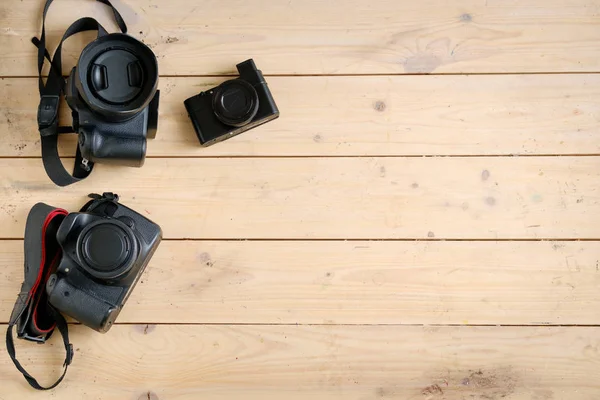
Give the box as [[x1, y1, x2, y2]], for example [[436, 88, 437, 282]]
[[76, 219, 138, 280], [212, 79, 259, 127], [75, 33, 158, 122]]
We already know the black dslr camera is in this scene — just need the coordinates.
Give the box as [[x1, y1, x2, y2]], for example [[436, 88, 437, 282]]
[[184, 59, 279, 146], [46, 194, 162, 333], [35, 6, 161, 187], [65, 34, 160, 167]]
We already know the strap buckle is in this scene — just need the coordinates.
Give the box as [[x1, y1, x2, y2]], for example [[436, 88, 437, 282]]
[[65, 344, 74, 366], [81, 158, 91, 172], [19, 332, 49, 344], [37, 95, 60, 136]]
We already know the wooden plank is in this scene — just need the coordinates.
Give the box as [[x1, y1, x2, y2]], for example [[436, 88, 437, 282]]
[[2, 241, 600, 325], [3, 74, 600, 157], [0, 157, 599, 239], [1, 325, 599, 399], [2, 0, 600, 76]]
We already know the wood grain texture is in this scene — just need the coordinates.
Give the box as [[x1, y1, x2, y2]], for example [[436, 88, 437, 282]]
[[1, 325, 599, 399], [1, 1, 599, 399], [2, 74, 600, 157], [2, 241, 600, 325], [2, 0, 600, 76], [0, 157, 599, 239]]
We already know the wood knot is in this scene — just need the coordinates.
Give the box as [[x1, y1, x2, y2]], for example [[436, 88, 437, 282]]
[[138, 391, 159, 400], [460, 13, 472, 22], [373, 101, 386, 112]]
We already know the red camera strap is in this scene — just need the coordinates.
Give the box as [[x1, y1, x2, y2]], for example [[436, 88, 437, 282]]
[[6, 205, 73, 390]]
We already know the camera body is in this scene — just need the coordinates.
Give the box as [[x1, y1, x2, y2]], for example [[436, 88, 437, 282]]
[[184, 59, 279, 146], [46, 197, 162, 333], [65, 33, 160, 167]]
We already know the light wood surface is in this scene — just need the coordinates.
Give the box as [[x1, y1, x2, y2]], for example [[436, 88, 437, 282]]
[[0, 157, 598, 239], [2, 0, 600, 76], [2, 0, 600, 398], [2, 74, 600, 157], [2, 241, 600, 325], [1, 325, 599, 400]]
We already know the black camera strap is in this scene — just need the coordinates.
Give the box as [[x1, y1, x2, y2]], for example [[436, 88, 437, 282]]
[[33, 0, 128, 187], [5, 194, 120, 390], [6, 203, 72, 390]]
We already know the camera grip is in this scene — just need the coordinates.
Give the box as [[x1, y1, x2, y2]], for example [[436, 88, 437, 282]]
[[79, 127, 147, 167], [47, 275, 120, 333]]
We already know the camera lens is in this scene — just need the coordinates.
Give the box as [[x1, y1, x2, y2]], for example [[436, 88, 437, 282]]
[[90, 50, 144, 104], [212, 79, 259, 127], [77, 220, 138, 280], [75, 33, 159, 122]]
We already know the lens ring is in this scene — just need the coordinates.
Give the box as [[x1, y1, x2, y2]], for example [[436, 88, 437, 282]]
[[212, 79, 259, 127], [76, 219, 139, 280], [76, 33, 159, 122]]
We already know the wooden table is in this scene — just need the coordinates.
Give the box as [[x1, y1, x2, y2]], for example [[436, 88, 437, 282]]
[[1, 0, 600, 398]]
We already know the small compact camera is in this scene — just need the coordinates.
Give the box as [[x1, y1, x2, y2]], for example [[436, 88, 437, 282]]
[[65, 34, 160, 167], [46, 194, 162, 333], [184, 59, 279, 146]]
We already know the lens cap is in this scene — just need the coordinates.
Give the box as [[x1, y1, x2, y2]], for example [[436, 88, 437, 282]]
[[76, 33, 158, 122], [90, 49, 144, 104], [212, 79, 259, 127], [78, 220, 138, 280]]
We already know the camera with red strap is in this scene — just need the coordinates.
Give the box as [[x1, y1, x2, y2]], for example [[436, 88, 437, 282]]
[[7, 203, 73, 390]]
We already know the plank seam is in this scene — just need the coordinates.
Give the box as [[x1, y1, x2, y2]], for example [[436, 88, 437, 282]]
[[5, 154, 600, 159], [5, 71, 600, 79], [2, 238, 600, 241], [1, 322, 599, 327]]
